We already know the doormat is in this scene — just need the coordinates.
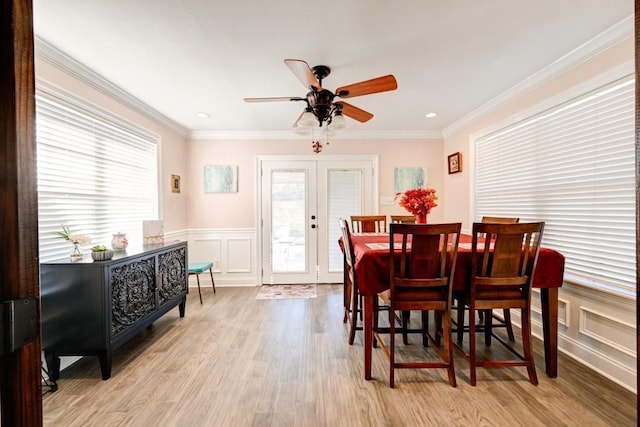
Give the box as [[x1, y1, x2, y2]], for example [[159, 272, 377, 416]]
[[255, 284, 317, 300]]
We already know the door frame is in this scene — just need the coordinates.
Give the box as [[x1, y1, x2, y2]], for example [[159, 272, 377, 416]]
[[1, 0, 43, 424], [256, 154, 379, 285]]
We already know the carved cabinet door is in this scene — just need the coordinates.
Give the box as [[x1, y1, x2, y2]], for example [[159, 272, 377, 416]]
[[110, 256, 157, 337], [158, 246, 187, 306]]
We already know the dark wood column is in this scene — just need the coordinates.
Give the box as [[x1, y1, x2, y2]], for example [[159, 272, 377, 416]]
[[0, 0, 43, 424]]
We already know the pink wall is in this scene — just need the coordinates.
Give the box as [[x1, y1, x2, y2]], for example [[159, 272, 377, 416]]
[[185, 137, 444, 229]]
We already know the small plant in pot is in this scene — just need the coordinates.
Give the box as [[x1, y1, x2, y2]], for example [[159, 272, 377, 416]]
[[91, 245, 114, 261]]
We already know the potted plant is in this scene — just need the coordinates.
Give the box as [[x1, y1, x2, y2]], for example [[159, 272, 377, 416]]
[[90, 245, 114, 261]]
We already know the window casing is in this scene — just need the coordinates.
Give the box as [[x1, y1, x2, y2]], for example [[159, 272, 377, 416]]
[[36, 82, 159, 262], [474, 75, 635, 296]]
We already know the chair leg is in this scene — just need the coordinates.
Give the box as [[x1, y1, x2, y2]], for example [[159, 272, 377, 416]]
[[421, 310, 430, 347], [343, 276, 352, 324], [348, 280, 359, 345], [442, 312, 456, 387], [484, 309, 492, 346], [503, 309, 515, 341], [521, 307, 539, 385], [208, 267, 216, 293], [389, 306, 395, 388], [469, 306, 477, 386], [456, 299, 465, 343], [402, 311, 410, 345], [195, 274, 202, 304], [433, 310, 442, 346]]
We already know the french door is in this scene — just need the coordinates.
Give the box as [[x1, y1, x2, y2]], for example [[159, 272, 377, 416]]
[[259, 156, 377, 285]]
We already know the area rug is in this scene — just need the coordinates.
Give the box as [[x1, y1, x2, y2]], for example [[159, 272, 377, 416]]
[[255, 284, 317, 300]]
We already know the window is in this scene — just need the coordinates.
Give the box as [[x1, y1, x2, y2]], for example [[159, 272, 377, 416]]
[[474, 75, 635, 296], [36, 82, 159, 262]]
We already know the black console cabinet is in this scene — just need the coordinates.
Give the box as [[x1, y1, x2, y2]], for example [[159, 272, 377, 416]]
[[40, 241, 188, 380]]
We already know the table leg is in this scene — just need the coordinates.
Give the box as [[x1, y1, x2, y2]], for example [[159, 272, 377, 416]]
[[363, 295, 374, 380], [540, 287, 558, 377]]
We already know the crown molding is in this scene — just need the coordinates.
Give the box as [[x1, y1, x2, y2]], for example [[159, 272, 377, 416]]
[[189, 129, 443, 141], [442, 14, 633, 139], [35, 37, 189, 137]]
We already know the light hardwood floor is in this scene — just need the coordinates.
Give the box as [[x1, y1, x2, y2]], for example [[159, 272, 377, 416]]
[[42, 284, 636, 426]]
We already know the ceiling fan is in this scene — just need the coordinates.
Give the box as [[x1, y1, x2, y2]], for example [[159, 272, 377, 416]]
[[244, 59, 398, 131]]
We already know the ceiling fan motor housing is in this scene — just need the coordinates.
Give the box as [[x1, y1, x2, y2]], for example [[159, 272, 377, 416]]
[[307, 89, 334, 126]]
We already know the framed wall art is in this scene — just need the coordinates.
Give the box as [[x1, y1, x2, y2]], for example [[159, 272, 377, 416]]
[[393, 167, 425, 193], [171, 174, 181, 193], [448, 152, 462, 174], [204, 165, 238, 193]]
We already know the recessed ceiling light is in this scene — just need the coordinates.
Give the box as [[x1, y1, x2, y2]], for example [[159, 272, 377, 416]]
[[196, 112, 210, 119], [425, 112, 438, 118]]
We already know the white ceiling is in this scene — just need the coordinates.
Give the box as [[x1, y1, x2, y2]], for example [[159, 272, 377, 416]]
[[33, 1, 633, 137]]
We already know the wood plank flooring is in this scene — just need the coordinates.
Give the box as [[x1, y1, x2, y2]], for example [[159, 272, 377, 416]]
[[42, 285, 636, 426]]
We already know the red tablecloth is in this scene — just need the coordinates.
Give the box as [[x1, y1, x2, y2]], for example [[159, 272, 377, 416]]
[[345, 233, 565, 297]]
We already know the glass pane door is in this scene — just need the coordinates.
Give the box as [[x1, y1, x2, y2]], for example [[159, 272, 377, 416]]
[[261, 160, 318, 284], [260, 157, 375, 285]]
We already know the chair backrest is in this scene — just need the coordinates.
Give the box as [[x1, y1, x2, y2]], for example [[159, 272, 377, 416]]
[[481, 216, 520, 224], [339, 218, 357, 285], [470, 222, 544, 301], [390, 215, 416, 224], [351, 215, 387, 233], [389, 223, 462, 307]]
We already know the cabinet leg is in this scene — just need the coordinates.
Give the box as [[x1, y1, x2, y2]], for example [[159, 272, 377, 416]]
[[179, 296, 186, 318], [44, 351, 61, 381], [98, 350, 112, 380]]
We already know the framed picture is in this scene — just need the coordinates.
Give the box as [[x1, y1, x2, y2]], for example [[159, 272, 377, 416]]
[[393, 167, 425, 193], [171, 174, 181, 193], [448, 152, 462, 174], [204, 165, 238, 193]]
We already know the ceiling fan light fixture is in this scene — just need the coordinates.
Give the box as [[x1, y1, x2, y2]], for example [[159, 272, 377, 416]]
[[330, 112, 347, 130], [298, 110, 317, 128]]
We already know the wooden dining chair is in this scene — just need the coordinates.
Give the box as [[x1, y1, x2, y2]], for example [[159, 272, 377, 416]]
[[374, 222, 462, 388], [479, 216, 520, 340], [455, 222, 544, 386], [350, 215, 387, 233], [390, 215, 416, 224], [340, 218, 397, 347], [339, 218, 362, 344]]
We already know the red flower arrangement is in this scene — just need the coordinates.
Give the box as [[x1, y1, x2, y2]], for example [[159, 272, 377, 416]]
[[395, 187, 438, 216]]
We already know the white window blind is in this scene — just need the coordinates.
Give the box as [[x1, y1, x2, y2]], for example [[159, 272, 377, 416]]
[[327, 169, 363, 271], [474, 75, 635, 296], [36, 83, 159, 262]]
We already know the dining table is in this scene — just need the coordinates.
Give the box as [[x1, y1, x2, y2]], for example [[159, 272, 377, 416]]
[[341, 232, 565, 380]]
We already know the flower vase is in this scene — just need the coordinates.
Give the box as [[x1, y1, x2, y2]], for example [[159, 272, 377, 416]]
[[111, 232, 129, 251], [70, 243, 83, 262], [415, 213, 427, 224]]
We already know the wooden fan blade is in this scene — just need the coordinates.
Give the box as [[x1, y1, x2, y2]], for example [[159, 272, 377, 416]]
[[335, 75, 397, 98], [285, 59, 321, 90], [334, 101, 374, 123], [244, 96, 305, 102]]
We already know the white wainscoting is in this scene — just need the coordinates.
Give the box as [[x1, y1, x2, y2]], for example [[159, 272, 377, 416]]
[[508, 282, 636, 392], [167, 228, 259, 287]]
